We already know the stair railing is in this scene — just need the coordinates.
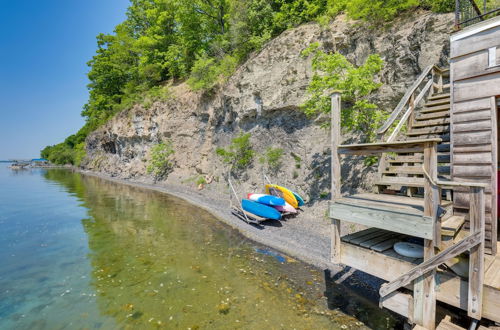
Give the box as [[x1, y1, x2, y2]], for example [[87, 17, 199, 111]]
[[376, 65, 449, 143], [379, 167, 487, 323]]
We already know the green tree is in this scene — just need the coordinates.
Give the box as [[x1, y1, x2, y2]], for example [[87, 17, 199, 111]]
[[301, 43, 385, 141]]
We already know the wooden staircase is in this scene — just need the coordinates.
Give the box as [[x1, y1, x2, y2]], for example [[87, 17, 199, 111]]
[[375, 69, 452, 198], [330, 64, 496, 329]]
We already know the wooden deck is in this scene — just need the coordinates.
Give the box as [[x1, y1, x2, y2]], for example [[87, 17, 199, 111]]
[[331, 193, 451, 240], [338, 227, 500, 323]]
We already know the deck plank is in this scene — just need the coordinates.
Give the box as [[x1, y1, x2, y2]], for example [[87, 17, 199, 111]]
[[350, 229, 388, 245], [371, 237, 405, 252], [360, 232, 400, 248], [484, 256, 500, 289], [341, 228, 379, 243]]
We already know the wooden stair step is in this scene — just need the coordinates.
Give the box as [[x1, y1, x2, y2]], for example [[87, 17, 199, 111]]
[[375, 177, 425, 187], [383, 165, 450, 175], [484, 255, 500, 289], [425, 98, 451, 107], [402, 153, 450, 163], [376, 174, 451, 188], [436, 317, 466, 330], [429, 93, 450, 100], [384, 166, 424, 174], [388, 155, 424, 163], [419, 104, 451, 114], [406, 134, 450, 143], [441, 215, 465, 237], [407, 126, 449, 136], [415, 110, 450, 121], [411, 117, 450, 128]]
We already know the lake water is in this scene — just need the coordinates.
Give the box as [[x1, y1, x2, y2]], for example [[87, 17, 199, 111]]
[[0, 164, 401, 329]]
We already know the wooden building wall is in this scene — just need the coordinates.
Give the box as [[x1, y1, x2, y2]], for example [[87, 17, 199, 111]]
[[450, 17, 500, 255]]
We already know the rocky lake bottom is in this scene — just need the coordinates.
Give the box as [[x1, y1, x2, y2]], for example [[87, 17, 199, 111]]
[[0, 165, 401, 329]]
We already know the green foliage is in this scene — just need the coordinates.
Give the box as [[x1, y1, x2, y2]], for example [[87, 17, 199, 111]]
[[363, 155, 379, 167], [196, 176, 207, 185], [420, 0, 454, 13], [290, 152, 302, 169], [345, 0, 419, 22], [301, 43, 387, 141], [147, 141, 175, 180], [187, 54, 238, 90], [41, 0, 454, 159], [41, 135, 87, 166], [259, 147, 284, 171], [216, 132, 255, 170]]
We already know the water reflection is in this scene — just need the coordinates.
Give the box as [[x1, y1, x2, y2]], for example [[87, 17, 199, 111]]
[[1, 167, 401, 329]]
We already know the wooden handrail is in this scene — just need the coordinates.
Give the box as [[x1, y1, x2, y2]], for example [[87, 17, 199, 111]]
[[379, 230, 482, 297], [422, 166, 489, 189], [377, 65, 448, 139], [386, 79, 433, 142], [377, 65, 433, 136]]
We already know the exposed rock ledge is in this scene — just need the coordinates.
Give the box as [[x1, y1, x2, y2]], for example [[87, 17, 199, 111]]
[[83, 11, 454, 234]]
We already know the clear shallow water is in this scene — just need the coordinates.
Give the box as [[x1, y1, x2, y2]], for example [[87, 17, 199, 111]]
[[0, 165, 400, 329]]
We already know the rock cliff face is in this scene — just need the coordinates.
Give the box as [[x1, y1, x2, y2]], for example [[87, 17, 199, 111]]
[[83, 11, 454, 203]]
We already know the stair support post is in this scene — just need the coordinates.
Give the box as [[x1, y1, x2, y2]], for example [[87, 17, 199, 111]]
[[468, 186, 485, 320], [414, 141, 438, 329], [331, 91, 342, 264], [407, 93, 415, 132]]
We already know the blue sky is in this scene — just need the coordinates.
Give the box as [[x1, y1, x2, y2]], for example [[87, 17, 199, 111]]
[[0, 0, 129, 159]]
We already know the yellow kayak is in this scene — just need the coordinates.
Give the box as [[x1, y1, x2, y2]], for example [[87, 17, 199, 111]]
[[265, 184, 298, 209]]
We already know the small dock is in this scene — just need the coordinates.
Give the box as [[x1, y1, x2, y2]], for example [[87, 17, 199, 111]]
[[328, 6, 500, 329]]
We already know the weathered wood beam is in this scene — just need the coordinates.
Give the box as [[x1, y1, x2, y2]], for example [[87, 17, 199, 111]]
[[414, 141, 438, 329], [340, 242, 500, 323], [379, 231, 482, 297], [331, 92, 342, 264], [468, 187, 485, 320], [329, 202, 434, 239]]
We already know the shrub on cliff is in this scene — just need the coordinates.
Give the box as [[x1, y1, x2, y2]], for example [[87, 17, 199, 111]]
[[301, 42, 386, 141], [216, 132, 255, 171], [147, 141, 175, 180], [259, 147, 284, 173]]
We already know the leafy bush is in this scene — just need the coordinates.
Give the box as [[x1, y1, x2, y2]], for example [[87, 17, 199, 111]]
[[259, 147, 284, 171], [187, 54, 238, 91], [196, 176, 207, 185], [420, 0, 454, 12], [42, 0, 454, 158], [147, 141, 175, 180], [301, 42, 386, 141], [216, 132, 255, 170], [41, 140, 87, 166]]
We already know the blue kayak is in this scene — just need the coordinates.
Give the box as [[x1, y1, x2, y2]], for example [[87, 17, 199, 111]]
[[241, 199, 281, 220], [292, 191, 305, 207], [247, 193, 285, 206]]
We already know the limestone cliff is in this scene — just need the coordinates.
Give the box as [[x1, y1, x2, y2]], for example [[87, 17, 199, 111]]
[[83, 11, 454, 203]]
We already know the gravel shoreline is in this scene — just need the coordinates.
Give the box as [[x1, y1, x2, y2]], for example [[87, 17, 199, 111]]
[[78, 169, 388, 298]]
